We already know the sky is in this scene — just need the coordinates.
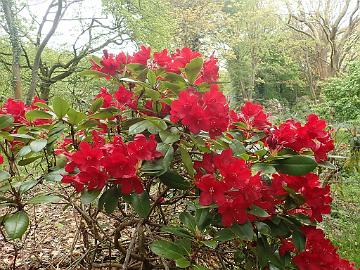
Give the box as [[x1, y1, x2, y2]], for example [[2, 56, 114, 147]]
[[19, 0, 136, 54]]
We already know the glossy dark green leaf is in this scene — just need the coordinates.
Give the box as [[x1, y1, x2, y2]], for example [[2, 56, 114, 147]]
[[150, 240, 187, 260], [80, 190, 101, 204], [159, 171, 191, 190], [292, 230, 305, 252], [28, 194, 61, 204], [273, 156, 317, 176], [161, 225, 193, 239], [98, 188, 121, 214], [128, 192, 151, 218], [248, 205, 270, 217], [4, 211, 29, 239], [18, 156, 42, 166]]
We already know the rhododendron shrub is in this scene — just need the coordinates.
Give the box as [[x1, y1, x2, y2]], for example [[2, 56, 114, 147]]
[[0, 47, 357, 269]]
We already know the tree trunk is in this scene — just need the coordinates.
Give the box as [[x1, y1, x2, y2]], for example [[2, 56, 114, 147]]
[[40, 81, 51, 102], [1, 0, 22, 99]]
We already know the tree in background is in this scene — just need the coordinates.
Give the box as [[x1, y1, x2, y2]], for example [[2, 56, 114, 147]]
[[286, 0, 360, 80], [0, 0, 130, 103]]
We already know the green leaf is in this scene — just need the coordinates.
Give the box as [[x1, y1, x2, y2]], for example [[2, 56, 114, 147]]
[[229, 140, 246, 156], [18, 156, 42, 166], [80, 190, 101, 204], [273, 156, 317, 176], [292, 230, 305, 252], [79, 69, 108, 78], [159, 171, 191, 190], [4, 211, 29, 239], [10, 133, 34, 140], [150, 240, 187, 260], [28, 194, 61, 204], [129, 120, 150, 134], [202, 240, 218, 249], [159, 130, 180, 144], [176, 258, 191, 268], [215, 228, 235, 242], [67, 108, 86, 125], [251, 163, 277, 175], [17, 146, 32, 157], [145, 117, 167, 134], [98, 188, 121, 214], [30, 139, 47, 153], [25, 110, 52, 122], [128, 192, 151, 218], [90, 108, 116, 119], [185, 57, 203, 84], [195, 208, 211, 231], [179, 212, 196, 232], [179, 145, 195, 177], [52, 96, 70, 119], [90, 98, 103, 113], [231, 222, 255, 241], [248, 205, 270, 217], [255, 222, 272, 236], [0, 115, 14, 130], [19, 180, 38, 194], [147, 70, 157, 85], [0, 171, 11, 181]]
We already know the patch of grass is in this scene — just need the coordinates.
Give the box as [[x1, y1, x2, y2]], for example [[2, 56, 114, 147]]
[[323, 175, 360, 267]]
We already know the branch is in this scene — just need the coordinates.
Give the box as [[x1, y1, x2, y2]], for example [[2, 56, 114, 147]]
[[26, 0, 63, 104]]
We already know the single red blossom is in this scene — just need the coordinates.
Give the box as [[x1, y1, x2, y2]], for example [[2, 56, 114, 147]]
[[103, 148, 138, 179], [0, 154, 4, 164], [1, 98, 26, 123], [114, 85, 136, 108], [71, 141, 103, 171], [95, 87, 113, 108], [116, 177, 144, 195], [127, 134, 162, 161], [132, 46, 150, 65], [153, 48, 172, 68], [98, 50, 121, 76], [230, 102, 270, 131], [77, 167, 108, 190], [196, 174, 227, 205], [279, 240, 296, 256]]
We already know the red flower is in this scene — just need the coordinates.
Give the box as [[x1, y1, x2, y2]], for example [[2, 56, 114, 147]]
[[196, 54, 219, 84], [230, 102, 270, 131], [71, 142, 103, 171], [279, 240, 296, 256], [114, 85, 136, 108], [153, 49, 172, 68], [170, 87, 229, 137], [0, 154, 4, 164], [95, 87, 113, 108], [196, 174, 227, 205], [1, 98, 26, 123], [132, 46, 150, 65], [127, 134, 162, 161], [292, 227, 356, 270], [116, 177, 144, 195]]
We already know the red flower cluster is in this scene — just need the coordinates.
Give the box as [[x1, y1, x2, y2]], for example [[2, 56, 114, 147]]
[[62, 133, 162, 193], [0, 97, 51, 126], [170, 85, 229, 138], [267, 114, 334, 162], [194, 149, 274, 227], [92, 47, 219, 85], [280, 227, 356, 270], [230, 101, 270, 131], [271, 173, 332, 222]]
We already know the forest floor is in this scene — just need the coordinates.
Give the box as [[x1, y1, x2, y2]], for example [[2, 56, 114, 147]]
[[1, 179, 359, 270]]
